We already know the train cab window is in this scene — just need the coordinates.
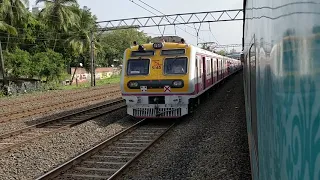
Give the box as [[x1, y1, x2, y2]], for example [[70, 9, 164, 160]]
[[164, 57, 188, 75], [127, 59, 150, 75]]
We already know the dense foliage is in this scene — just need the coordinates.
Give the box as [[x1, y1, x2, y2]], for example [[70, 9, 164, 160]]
[[0, 0, 150, 82]]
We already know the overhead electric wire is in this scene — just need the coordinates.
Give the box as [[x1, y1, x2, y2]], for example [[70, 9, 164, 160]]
[[0, 34, 73, 41], [134, 0, 220, 45], [136, 0, 200, 31], [0, 41, 70, 49], [208, 23, 220, 45], [129, 0, 207, 44]]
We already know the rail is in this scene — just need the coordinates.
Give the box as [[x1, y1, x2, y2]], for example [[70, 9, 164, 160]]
[[0, 98, 126, 153], [36, 119, 176, 180]]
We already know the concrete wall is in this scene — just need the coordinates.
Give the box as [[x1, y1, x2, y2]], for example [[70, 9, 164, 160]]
[[70, 67, 121, 83]]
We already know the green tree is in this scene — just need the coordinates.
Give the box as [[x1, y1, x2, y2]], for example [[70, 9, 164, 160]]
[[0, 0, 29, 48], [0, 21, 17, 35], [0, 0, 29, 25], [36, 0, 79, 50], [217, 50, 227, 56], [66, 7, 97, 55], [3, 48, 31, 77], [16, 13, 47, 51], [0, 2, 153, 89], [31, 49, 65, 81], [64, 6, 101, 84], [98, 29, 150, 66]]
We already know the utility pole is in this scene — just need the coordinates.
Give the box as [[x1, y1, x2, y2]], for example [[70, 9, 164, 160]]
[[0, 40, 6, 87], [90, 31, 95, 86], [196, 32, 199, 46]]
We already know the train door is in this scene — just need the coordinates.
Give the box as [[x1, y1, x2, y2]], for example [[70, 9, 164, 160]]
[[221, 59, 223, 79], [224, 59, 226, 77], [249, 42, 258, 161], [211, 58, 214, 84], [226, 59, 231, 76], [195, 56, 199, 93], [202, 57, 206, 89], [216, 58, 219, 81]]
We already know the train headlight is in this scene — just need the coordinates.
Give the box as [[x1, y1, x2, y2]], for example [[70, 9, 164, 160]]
[[172, 80, 183, 88], [170, 96, 181, 104], [128, 81, 139, 88], [126, 96, 138, 105], [153, 42, 163, 49]]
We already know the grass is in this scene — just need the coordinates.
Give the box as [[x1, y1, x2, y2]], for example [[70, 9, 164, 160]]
[[58, 75, 121, 90], [0, 75, 121, 100]]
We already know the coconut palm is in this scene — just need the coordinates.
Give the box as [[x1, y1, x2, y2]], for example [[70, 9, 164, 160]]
[[36, 0, 79, 49], [0, 0, 29, 25], [0, 21, 17, 35], [66, 8, 98, 55], [66, 8, 100, 85], [0, 0, 29, 48]]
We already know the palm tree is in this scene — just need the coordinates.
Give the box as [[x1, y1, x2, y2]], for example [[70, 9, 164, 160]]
[[36, 0, 79, 50], [67, 8, 98, 55], [66, 8, 100, 85], [0, 0, 29, 25], [0, 21, 17, 35], [0, 0, 29, 48]]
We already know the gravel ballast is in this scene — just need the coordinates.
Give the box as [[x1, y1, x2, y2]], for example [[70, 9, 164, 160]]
[[117, 71, 252, 180], [0, 91, 121, 135], [0, 108, 137, 180]]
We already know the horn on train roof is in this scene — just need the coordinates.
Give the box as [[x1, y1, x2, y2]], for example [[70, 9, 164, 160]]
[[150, 35, 186, 43]]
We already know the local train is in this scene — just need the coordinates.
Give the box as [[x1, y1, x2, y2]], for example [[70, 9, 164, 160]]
[[242, 0, 320, 179], [120, 38, 242, 118]]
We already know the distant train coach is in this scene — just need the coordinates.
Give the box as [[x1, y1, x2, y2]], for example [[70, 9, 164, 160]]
[[120, 39, 242, 118]]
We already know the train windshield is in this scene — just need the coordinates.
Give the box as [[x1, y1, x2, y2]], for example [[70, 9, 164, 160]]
[[127, 59, 150, 75], [164, 57, 188, 75]]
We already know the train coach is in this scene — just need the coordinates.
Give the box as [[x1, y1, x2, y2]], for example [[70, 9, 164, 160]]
[[120, 39, 242, 118], [242, 0, 320, 179]]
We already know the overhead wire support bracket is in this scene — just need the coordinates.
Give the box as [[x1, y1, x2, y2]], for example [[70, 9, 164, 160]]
[[96, 9, 243, 32], [198, 42, 243, 48], [193, 23, 202, 46]]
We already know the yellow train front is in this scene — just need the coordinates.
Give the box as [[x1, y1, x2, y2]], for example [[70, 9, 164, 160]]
[[120, 41, 193, 118], [120, 40, 243, 118]]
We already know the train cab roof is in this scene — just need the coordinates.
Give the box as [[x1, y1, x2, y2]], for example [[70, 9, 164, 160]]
[[129, 42, 189, 51]]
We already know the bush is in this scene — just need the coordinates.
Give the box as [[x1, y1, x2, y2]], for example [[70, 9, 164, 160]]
[[31, 49, 65, 82], [4, 49, 31, 78]]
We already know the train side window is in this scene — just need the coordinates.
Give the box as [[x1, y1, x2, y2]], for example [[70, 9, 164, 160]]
[[207, 59, 210, 76]]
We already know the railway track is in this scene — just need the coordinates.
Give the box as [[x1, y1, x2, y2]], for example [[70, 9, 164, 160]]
[[0, 84, 118, 109], [0, 98, 126, 153], [0, 89, 121, 123], [36, 119, 176, 180]]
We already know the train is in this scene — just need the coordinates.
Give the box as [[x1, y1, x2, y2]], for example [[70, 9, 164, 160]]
[[242, 0, 320, 179], [120, 38, 242, 118]]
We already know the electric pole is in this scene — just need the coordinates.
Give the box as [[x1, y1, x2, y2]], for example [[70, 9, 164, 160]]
[[90, 31, 96, 87]]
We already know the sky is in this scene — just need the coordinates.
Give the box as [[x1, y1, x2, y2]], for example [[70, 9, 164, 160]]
[[29, 0, 243, 52]]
